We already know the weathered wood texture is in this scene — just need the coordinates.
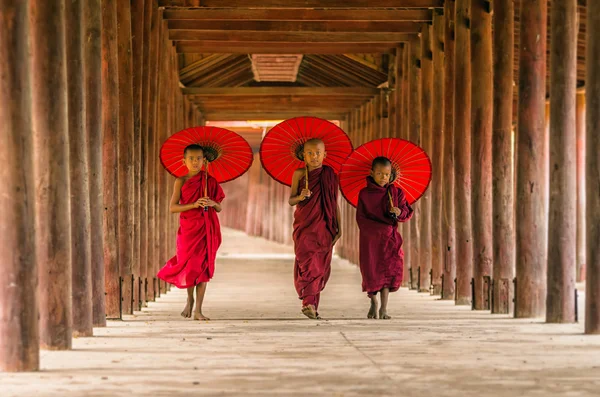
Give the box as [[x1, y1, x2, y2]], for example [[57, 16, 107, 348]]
[[576, 93, 586, 283], [453, 0, 473, 306], [492, 0, 515, 314], [0, 0, 39, 372], [516, 0, 548, 318], [409, 36, 421, 290], [32, 0, 73, 350], [547, 0, 577, 324]]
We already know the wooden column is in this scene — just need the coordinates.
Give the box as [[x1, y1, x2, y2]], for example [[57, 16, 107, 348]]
[[0, 0, 38, 371], [420, 25, 433, 293], [546, 0, 577, 323], [84, 0, 105, 327], [585, 0, 600, 334], [131, 0, 145, 310], [454, 0, 473, 305], [431, 11, 445, 296], [117, 0, 135, 314], [442, 0, 457, 300], [409, 37, 421, 290], [33, 0, 73, 349], [470, 0, 493, 310], [401, 45, 411, 287], [576, 93, 586, 282], [66, 0, 93, 336], [516, 0, 548, 318], [102, 0, 120, 319], [157, 20, 168, 296], [491, 0, 515, 314]]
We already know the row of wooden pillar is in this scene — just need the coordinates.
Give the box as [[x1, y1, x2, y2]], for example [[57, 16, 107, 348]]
[[0, 0, 204, 372], [336, 0, 599, 333]]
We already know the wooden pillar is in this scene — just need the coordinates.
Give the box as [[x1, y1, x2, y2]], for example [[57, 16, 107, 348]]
[[576, 93, 586, 282], [84, 0, 105, 327], [117, 0, 135, 314], [585, 0, 600, 334], [546, 0, 577, 323], [442, 0, 457, 300], [516, 0, 548, 318], [66, 0, 93, 336], [33, 0, 73, 349], [157, 20, 168, 296], [131, 0, 145, 310], [420, 25, 433, 293], [454, 0, 473, 305], [102, 0, 120, 319], [470, 0, 493, 310], [492, 0, 515, 314], [0, 0, 38, 371], [431, 11, 445, 296], [409, 37, 421, 290], [402, 43, 412, 287]]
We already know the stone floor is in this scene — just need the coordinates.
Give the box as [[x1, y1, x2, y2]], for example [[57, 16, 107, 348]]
[[2, 228, 599, 396]]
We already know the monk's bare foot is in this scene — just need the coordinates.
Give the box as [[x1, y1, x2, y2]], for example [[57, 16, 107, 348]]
[[368, 299, 378, 319], [193, 312, 210, 321], [379, 309, 391, 320], [301, 305, 317, 319], [181, 298, 194, 318]]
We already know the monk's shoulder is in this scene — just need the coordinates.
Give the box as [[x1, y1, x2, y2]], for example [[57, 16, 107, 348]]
[[292, 168, 305, 179], [175, 176, 186, 186]]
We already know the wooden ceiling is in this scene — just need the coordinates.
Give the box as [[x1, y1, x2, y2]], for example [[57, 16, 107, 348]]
[[160, 0, 590, 125]]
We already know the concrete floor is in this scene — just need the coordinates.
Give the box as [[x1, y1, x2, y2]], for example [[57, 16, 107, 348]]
[[2, 228, 600, 396]]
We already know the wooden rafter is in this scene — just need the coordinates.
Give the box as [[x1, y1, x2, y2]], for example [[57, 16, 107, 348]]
[[159, 0, 443, 8], [163, 9, 433, 21], [175, 42, 396, 54], [182, 87, 381, 96], [169, 30, 414, 42], [167, 20, 422, 33]]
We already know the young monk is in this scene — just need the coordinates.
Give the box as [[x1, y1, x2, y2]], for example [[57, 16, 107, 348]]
[[289, 138, 341, 319], [157, 144, 225, 321], [356, 157, 413, 320]]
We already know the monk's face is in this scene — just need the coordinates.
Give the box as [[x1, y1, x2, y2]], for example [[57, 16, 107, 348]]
[[303, 141, 326, 169], [371, 164, 392, 187], [183, 149, 205, 173]]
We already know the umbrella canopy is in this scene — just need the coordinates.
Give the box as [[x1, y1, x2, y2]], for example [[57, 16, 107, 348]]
[[259, 116, 353, 186], [159, 126, 253, 183], [339, 138, 432, 207]]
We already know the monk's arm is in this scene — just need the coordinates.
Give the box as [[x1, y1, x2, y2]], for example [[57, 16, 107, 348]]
[[332, 203, 342, 245], [288, 169, 307, 206], [169, 178, 199, 213]]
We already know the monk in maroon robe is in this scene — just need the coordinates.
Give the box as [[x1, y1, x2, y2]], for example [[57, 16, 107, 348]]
[[158, 144, 225, 321], [356, 157, 413, 320], [289, 139, 341, 319]]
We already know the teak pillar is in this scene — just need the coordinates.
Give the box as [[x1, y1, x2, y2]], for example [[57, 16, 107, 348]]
[[408, 37, 421, 290], [492, 0, 515, 314], [0, 0, 39, 372], [576, 93, 586, 283], [32, 0, 73, 350], [442, 0, 457, 300], [431, 11, 445, 296], [420, 24, 433, 293], [102, 0, 121, 320], [84, 0, 106, 327], [516, 0, 548, 318], [117, 0, 135, 314], [454, 0, 473, 305], [547, 0, 577, 323], [585, 0, 600, 334], [470, 0, 493, 310], [66, 0, 93, 337]]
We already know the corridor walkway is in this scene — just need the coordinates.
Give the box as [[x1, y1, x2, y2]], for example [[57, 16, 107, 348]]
[[2, 229, 599, 396]]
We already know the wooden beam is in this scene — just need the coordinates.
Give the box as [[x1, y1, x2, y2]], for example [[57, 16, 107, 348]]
[[184, 87, 381, 96], [168, 20, 422, 33], [203, 111, 345, 120], [169, 30, 414, 42], [176, 41, 394, 53], [164, 8, 433, 21], [159, 0, 443, 7]]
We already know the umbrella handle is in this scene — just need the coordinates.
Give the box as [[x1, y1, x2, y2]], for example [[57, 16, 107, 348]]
[[305, 165, 309, 191], [204, 160, 209, 212], [388, 190, 394, 209]]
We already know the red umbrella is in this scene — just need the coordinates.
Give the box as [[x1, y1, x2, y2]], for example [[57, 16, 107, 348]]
[[259, 116, 353, 186], [339, 138, 432, 207], [159, 126, 253, 183]]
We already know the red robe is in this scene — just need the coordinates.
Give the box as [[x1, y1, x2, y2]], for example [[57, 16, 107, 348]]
[[157, 172, 225, 289], [356, 177, 413, 296], [293, 165, 339, 309]]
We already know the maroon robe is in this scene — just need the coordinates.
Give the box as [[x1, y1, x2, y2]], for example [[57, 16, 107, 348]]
[[356, 177, 413, 296], [293, 165, 339, 309], [157, 172, 225, 289]]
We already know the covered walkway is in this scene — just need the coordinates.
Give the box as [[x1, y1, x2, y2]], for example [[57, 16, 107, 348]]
[[2, 230, 599, 396]]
